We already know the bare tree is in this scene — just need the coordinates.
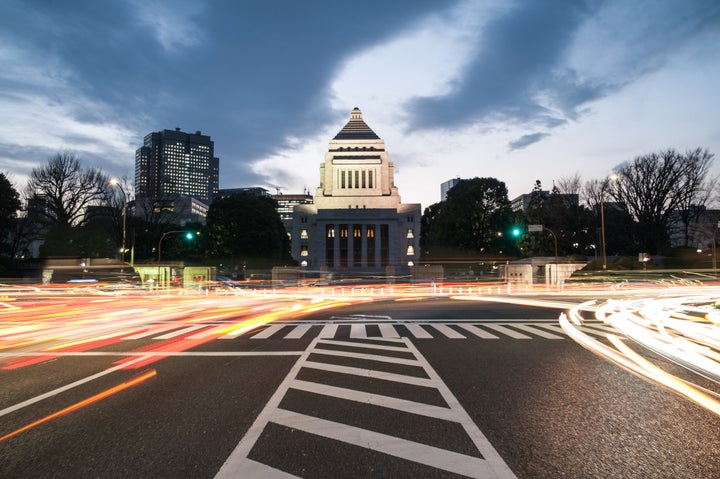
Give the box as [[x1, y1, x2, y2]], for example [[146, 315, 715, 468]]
[[24, 152, 109, 229], [671, 148, 716, 247], [555, 173, 582, 196], [610, 148, 714, 254]]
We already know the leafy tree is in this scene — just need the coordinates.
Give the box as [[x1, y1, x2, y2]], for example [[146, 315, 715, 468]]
[[610, 148, 715, 254], [421, 177, 517, 257], [0, 173, 22, 257], [204, 193, 290, 269]]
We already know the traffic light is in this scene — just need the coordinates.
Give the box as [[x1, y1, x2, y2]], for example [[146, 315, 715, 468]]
[[511, 227, 522, 237], [185, 232, 194, 240]]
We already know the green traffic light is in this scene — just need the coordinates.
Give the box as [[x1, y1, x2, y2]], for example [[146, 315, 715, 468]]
[[186, 232, 194, 240], [511, 227, 521, 237]]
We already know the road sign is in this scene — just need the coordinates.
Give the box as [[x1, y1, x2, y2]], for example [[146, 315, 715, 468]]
[[528, 224, 543, 232]]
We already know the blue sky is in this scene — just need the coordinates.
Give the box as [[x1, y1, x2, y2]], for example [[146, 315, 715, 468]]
[[1, 0, 719, 209]]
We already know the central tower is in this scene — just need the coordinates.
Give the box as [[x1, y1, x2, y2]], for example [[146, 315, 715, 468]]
[[291, 108, 420, 273], [314, 107, 399, 208]]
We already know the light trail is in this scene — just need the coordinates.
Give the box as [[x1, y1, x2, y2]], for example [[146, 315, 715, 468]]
[[560, 294, 720, 416], [0, 368, 157, 442]]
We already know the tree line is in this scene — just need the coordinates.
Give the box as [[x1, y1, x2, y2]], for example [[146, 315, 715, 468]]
[[0, 152, 290, 277], [421, 148, 717, 267], [0, 147, 717, 276]]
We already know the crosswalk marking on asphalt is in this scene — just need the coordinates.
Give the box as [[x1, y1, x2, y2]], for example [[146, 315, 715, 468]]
[[214, 336, 517, 479], [110, 319, 622, 343], [283, 323, 312, 339], [457, 323, 500, 339], [404, 323, 433, 339]]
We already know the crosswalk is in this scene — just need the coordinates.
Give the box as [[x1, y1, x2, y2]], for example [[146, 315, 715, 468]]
[[240, 320, 617, 341], [115, 320, 620, 342], [215, 336, 517, 478]]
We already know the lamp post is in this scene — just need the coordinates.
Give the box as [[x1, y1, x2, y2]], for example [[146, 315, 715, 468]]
[[109, 179, 128, 270], [157, 230, 195, 288], [600, 174, 618, 270], [528, 224, 559, 284], [713, 221, 720, 277]]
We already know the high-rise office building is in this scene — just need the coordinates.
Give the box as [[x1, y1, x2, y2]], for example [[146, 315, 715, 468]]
[[135, 128, 219, 204]]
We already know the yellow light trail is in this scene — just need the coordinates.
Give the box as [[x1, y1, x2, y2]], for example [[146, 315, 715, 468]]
[[0, 369, 157, 442]]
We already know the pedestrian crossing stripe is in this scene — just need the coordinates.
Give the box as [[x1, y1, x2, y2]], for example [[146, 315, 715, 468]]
[[117, 321, 619, 342], [215, 336, 517, 478], [238, 321, 616, 341]]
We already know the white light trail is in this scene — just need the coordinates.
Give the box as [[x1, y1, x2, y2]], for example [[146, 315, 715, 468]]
[[560, 294, 720, 416]]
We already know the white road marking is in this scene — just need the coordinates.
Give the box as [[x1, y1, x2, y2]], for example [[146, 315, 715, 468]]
[[484, 324, 532, 339], [270, 408, 495, 479], [153, 325, 206, 339], [350, 323, 367, 338], [0, 355, 150, 418], [318, 323, 339, 338], [289, 379, 456, 421], [405, 324, 433, 338], [317, 339, 410, 352], [283, 323, 313, 339], [301, 360, 433, 387], [250, 324, 286, 339], [378, 323, 400, 338], [311, 347, 421, 366], [215, 336, 517, 479], [457, 324, 500, 339], [511, 324, 564, 339], [426, 323, 466, 339]]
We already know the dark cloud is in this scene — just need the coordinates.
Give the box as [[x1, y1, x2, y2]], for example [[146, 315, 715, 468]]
[[406, 0, 720, 141], [0, 0, 453, 187], [508, 132, 549, 151], [407, 0, 595, 130]]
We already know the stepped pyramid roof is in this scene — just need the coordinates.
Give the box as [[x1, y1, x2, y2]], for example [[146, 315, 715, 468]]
[[332, 107, 380, 140]]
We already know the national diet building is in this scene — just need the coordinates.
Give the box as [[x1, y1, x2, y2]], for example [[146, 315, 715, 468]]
[[291, 108, 421, 274]]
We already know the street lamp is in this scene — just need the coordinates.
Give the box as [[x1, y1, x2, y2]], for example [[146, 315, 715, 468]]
[[528, 224, 559, 283], [109, 179, 128, 268], [713, 221, 720, 277], [600, 174, 618, 270], [157, 230, 196, 288]]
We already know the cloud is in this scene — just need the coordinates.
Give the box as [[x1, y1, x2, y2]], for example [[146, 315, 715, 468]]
[[508, 132, 549, 151], [405, 0, 720, 146], [407, 0, 595, 130], [131, 0, 205, 51]]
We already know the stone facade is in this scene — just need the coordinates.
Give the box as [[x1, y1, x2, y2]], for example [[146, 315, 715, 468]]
[[291, 108, 421, 273]]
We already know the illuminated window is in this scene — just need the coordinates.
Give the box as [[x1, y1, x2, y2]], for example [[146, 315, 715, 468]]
[[406, 245, 415, 256], [300, 246, 308, 256], [406, 228, 414, 238], [300, 260, 308, 267], [327, 226, 335, 238], [300, 229, 308, 239]]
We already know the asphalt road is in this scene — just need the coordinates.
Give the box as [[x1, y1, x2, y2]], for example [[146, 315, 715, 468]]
[[1, 294, 719, 478]]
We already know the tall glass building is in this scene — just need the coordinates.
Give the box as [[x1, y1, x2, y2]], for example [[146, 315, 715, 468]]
[[135, 128, 219, 204]]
